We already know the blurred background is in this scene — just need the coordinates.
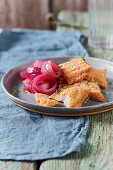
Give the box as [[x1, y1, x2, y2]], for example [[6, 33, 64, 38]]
[[0, 0, 88, 29]]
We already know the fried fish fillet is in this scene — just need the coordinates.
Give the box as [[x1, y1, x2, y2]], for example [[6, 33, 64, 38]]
[[88, 82, 104, 102], [80, 81, 104, 102], [84, 68, 107, 89], [49, 83, 80, 102], [61, 86, 89, 108], [49, 79, 104, 105], [35, 93, 59, 106], [59, 58, 92, 84]]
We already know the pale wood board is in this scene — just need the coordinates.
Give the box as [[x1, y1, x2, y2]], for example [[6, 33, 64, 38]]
[[40, 11, 113, 170], [0, 161, 37, 170], [0, 0, 49, 29], [52, 0, 87, 14], [0, 0, 88, 29]]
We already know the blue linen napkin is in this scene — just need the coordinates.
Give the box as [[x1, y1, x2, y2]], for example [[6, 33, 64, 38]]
[[0, 29, 89, 160]]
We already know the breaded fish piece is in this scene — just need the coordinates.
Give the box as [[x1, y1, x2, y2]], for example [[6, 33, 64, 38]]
[[49, 80, 104, 104], [49, 84, 69, 102], [61, 86, 89, 108], [88, 82, 104, 102], [59, 58, 92, 84], [80, 81, 104, 102], [35, 93, 59, 107], [49, 83, 80, 102], [84, 68, 107, 89]]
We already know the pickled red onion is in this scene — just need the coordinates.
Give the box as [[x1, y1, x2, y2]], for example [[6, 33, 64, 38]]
[[20, 59, 62, 95], [26, 67, 42, 79], [20, 70, 27, 80], [31, 75, 58, 95], [38, 82, 49, 90], [32, 60, 43, 68], [41, 60, 62, 79], [27, 66, 41, 75], [23, 78, 32, 92]]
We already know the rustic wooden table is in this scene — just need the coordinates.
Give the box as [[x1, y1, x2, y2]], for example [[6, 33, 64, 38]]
[[40, 11, 113, 170], [0, 11, 113, 170]]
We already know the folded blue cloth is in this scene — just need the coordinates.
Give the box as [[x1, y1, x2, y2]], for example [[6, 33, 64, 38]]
[[0, 29, 89, 160]]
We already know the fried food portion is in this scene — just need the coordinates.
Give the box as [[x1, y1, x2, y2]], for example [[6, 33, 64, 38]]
[[49, 84, 69, 101], [88, 82, 104, 102], [34, 58, 106, 108], [49, 83, 80, 102], [49, 79, 104, 106], [60, 86, 89, 108], [35, 93, 59, 107], [80, 81, 104, 102], [59, 58, 92, 84], [35, 81, 104, 108], [84, 68, 107, 89]]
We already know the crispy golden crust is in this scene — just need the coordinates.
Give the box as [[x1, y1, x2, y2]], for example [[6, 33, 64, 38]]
[[84, 68, 107, 89], [49, 83, 80, 101], [80, 81, 104, 102], [35, 81, 104, 108], [35, 93, 59, 107], [48, 84, 69, 101], [61, 86, 89, 108], [88, 82, 104, 102], [59, 58, 92, 84]]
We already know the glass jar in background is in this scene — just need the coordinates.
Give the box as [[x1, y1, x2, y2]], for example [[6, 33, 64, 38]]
[[88, 0, 113, 49]]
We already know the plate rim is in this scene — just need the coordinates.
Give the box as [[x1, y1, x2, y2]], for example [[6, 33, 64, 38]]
[[10, 97, 113, 116]]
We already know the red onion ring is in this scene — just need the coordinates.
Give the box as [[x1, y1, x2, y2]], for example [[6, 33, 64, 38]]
[[31, 75, 58, 95], [20, 70, 27, 80], [32, 60, 43, 68], [23, 78, 32, 92], [26, 67, 42, 79], [41, 60, 62, 79]]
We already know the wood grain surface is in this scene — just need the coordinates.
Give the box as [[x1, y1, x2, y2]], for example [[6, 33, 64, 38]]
[[52, 0, 88, 14], [0, 161, 37, 170], [0, 0, 49, 29], [0, 0, 87, 29], [40, 111, 113, 170]]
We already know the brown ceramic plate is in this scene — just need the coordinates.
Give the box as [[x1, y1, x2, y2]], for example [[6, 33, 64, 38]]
[[1, 56, 113, 116]]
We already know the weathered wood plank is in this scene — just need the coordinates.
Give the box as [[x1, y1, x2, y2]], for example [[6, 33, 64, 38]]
[[40, 111, 113, 170], [0, 0, 88, 29], [0, 161, 37, 170], [0, 0, 49, 29], [52, 0, 88, 14]]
